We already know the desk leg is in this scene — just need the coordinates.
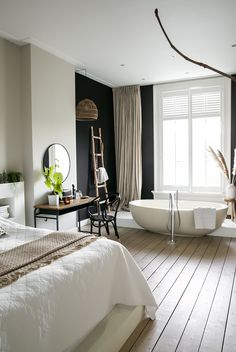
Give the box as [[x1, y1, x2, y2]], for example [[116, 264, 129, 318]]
[[77, 210, 81, 232], [34, 209, 37, 228], [56, 215, 59, 231], [230, 203, 234, 221]]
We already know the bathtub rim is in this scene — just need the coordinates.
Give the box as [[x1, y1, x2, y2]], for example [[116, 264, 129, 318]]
[[129, 199, 228, 212]]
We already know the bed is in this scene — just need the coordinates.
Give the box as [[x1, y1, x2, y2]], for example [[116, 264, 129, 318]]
[[0, 217, 157, 352]]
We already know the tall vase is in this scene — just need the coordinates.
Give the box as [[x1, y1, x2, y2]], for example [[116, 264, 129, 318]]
[[225, 183, 236, 199]]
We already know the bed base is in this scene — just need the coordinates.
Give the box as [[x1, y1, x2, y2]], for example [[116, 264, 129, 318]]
[[76, 304, 144, 352]]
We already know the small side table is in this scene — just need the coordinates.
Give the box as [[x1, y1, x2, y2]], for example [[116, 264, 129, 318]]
[[34, 197, 95, 231], [224, 198, 236, 221]]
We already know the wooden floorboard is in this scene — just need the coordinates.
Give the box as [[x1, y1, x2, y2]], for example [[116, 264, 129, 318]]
[[152, 236, 222, 352], [129, 237, 213, 352], [222, 260, 236, 352], [198, 238, 236, 352], [176, 237, 230, 352], [113, 227, 236, 352]]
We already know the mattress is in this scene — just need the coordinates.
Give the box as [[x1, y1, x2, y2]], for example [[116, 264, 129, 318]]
[[0, 218, 157, 352]]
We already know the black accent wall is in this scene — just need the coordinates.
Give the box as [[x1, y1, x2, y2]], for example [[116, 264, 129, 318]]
[[141, 85, 154, 198], [75, 77, 155, 214], [75, 73, 116, 202], [231, 80, 236, 168]]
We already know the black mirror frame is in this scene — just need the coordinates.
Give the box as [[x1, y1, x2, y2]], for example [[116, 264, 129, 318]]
[[43, 143, 71, 183]]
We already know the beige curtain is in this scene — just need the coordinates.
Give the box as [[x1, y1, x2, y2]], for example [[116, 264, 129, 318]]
[[113, 85, 142, 210]]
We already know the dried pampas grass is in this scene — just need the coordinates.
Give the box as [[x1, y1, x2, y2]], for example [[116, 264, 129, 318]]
[[208, 146, 230, 182], [216, 149, 230, 181], [232, 148, 236, 184]]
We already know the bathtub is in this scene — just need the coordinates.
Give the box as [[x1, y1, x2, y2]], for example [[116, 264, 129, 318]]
[[129, 199, 228, 237]]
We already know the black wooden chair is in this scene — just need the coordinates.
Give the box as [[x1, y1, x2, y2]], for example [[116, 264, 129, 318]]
[[88, 192, 120, 239]]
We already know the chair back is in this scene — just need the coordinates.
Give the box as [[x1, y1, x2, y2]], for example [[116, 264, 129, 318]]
[[98, 192, 120, 217], [89, 192, 120, 217], [105, 192, 120, 216]]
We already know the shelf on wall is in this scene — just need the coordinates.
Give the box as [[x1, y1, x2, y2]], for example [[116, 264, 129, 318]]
[[0, 182, 25, 225]]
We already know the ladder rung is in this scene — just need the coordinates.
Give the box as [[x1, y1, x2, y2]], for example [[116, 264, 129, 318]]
[[91, 126, 107, 197], [93, 136, 101, 140]]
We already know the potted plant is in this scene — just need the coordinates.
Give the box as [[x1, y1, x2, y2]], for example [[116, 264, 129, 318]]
[[43, 164, 63, 206], [7, 171, 23, 183]]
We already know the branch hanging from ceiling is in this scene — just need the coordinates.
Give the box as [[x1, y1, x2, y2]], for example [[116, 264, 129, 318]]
[[154, 8, 236, 82]]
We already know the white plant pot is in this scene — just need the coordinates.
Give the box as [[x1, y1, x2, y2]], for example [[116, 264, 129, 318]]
[[225, 184, 236, 199], [48, 194, 59, 206]]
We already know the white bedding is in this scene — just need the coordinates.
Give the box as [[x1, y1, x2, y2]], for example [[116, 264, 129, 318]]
[[0, 218, 157, 352]]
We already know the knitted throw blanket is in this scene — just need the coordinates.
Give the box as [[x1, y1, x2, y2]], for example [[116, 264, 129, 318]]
[[0, 232, 97, 288]]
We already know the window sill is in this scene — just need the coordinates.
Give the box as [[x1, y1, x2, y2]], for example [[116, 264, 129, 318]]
[[152, 190, 225, 203]]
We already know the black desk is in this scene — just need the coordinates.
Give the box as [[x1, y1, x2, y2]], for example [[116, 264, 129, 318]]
[[34, 197, 95, 231]]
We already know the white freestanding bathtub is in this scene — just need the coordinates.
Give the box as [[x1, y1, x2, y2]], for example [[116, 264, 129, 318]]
[[129, 199, 228, 237]]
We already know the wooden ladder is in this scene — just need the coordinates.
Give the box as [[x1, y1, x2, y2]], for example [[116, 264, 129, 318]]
[[91, 126, 108, 197]]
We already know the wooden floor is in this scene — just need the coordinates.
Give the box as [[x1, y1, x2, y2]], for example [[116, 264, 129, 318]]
[[101, 226, 236, 352]]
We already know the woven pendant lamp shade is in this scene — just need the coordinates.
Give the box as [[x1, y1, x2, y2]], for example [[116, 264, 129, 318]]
[[76, 99, 98, 121]]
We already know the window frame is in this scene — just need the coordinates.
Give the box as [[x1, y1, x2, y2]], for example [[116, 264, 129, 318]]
[[153, 77, 231, 200]]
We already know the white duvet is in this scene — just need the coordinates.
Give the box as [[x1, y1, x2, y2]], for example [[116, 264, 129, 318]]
[[0, 218, 157, 352]]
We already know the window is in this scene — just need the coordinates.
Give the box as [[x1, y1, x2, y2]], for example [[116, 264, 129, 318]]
[[154, 78, 231, 195]]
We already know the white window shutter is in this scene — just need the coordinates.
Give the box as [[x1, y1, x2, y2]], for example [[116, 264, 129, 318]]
[[162, 93, 188, 118], [192, 90, 221, 116]]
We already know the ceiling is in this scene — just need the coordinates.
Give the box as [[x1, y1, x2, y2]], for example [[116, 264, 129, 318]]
[[0, 0, 235, 87]]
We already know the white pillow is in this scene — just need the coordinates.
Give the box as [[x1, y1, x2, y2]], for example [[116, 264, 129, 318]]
[[0, 216, 18, 230]]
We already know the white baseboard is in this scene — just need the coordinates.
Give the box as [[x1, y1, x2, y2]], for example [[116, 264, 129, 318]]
[[209, 219, 236, 238], [78, 216, 142, 230], [116, 217, 142, 229], [80, 218, 90, 227]]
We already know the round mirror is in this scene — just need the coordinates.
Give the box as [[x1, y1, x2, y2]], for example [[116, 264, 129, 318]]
[[43, 144, 71, 182]]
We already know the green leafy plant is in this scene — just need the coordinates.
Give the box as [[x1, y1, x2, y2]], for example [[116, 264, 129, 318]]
[[0, 170, 23, 184], [7, 171, 23, 183], [43, 164, 63, 198]]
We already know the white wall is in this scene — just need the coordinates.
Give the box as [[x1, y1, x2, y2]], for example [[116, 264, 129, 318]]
[[0, 39, 77, 228], [0, 37, 22, 171], [22, 44, 77, 227], [21, 44, 34, 226]]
